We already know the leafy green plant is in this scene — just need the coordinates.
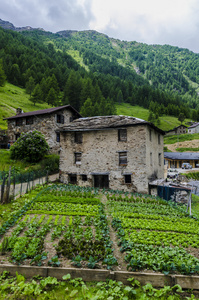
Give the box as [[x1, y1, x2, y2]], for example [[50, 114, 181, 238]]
[[48, 255, 60, 267], [10, 130, 49, 163]]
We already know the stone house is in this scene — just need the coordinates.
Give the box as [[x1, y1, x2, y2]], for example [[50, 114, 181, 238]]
[[59, 115, 165, 194], [4, 105, 81, 153], [187, 122, 199, 134], [165, 125, 187, 136]]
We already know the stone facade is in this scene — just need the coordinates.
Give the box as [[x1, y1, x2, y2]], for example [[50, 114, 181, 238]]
[[188, 122, 199, 134], [165, 125, 187, 136], [59, 116, 164, 194], [5, 105, 81, 153]]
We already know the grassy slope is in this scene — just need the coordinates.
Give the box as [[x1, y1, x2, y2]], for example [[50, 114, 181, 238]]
[[0, 83, 190, 133], [116, 103, 190, 132], [0, 83, 50, 130]]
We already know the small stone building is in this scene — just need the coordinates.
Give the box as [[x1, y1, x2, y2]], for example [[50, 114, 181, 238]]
[[165, 125, 187, 136], [4, 105, 81, 153], [188, 122, 199, 134], [59, 115, 165, 193]]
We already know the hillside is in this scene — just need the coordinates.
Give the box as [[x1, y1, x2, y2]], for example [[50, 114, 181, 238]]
[[0, 83, 50, 129], [0, 83, 188, 132], [1, 19, 199, 124]]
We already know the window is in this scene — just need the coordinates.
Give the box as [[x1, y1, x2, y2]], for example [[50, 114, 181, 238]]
[[68, 174, 77, 184], [15, 133, 21, 140], [149, 129, 152, 141], [158, 153, 162, 166], [16, 119, 23, 126], [150, 152, 152, 166], [56, 132, 60, 142], [81, 174, 87, 181], [119, 152, 127, 165], [74, 132, 82, 144], [118, 129, 127, 142], [124, 174, 131, 184], [158, 134, 161, 145], [75, 152, 81, 164], [56, 114, 64, 124], [26, 117, 33, 125]]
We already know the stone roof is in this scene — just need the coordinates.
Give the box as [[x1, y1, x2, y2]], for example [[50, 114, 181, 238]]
[[60, 115, 165, 134], [4, 105, 81, 120], [188, 122, 199, 129], [164, 152, 199, 160]]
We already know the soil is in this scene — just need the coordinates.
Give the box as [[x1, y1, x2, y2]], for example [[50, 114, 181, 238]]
[[165, 139, 199, 152]]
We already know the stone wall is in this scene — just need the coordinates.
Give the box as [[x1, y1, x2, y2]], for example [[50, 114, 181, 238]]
[[7, 109, 75, 153], [59, 124, 164, 193]]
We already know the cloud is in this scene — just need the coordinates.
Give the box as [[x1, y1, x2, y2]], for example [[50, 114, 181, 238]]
[[0, 0, 94, 32], [1, 0, 199, 52]]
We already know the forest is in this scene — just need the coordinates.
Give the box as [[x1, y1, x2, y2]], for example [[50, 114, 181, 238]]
[[1, 25, 199, 120]]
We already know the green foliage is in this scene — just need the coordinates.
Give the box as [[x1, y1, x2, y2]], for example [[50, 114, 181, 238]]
[[0, 60, 6, 87], [164, 133, 199, 144], [10, 130, 49, 163]]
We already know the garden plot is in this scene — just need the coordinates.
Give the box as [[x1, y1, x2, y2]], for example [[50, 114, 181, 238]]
[[0, 185, 118, 270], [107, 194, 199, 275]]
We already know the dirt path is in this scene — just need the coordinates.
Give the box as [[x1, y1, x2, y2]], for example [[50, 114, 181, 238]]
[[165, 139, 199, 152]]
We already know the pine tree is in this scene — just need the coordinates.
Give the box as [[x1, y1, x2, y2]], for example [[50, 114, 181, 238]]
[[0, 62, 6, 87]]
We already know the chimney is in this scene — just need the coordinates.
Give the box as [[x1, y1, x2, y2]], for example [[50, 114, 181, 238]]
[[16, 108, 22, 115]]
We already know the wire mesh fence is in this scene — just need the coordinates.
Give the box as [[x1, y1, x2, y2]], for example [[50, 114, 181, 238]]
[[0, 167, 51, 204]]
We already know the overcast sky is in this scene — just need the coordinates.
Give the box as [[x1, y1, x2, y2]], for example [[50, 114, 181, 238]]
[[1, 0, 199, 53]]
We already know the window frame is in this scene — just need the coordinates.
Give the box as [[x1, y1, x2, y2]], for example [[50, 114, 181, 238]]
[[56, 114, 64, 124], [26, 117, 34, 125], [124, 174, 131, 184], [56, 132, 60, 142], [74, 132, 82, 144], [75, 152, 82, 164], [118, 129, 127, 142], [158, 153, 162, 166], [16, 119, 23, 126], [119, 151, 127, 166]]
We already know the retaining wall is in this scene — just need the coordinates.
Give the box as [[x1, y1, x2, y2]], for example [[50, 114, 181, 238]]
[[0, 265, 199, 290]]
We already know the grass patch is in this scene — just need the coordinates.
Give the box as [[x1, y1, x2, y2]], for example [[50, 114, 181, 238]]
[[176, 147, 199, 152], [192, 194, 199, 218], [164, 133, 199, 145], [0, 149, 59, 174], [0, 83, 50, 130], [116, 103, 190, 131]]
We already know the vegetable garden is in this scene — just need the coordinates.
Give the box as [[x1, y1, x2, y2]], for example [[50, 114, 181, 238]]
[[1, 184, 199, 277]]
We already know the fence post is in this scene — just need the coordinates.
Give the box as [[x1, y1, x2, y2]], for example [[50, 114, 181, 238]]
[[1, 175, 6, 203], [5, 166, 11, 203]]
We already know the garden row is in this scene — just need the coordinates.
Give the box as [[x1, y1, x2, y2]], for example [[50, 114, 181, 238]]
[[1, 185, 199, 276], [0, 185, 117, 270], [107, 195, 199, 275]]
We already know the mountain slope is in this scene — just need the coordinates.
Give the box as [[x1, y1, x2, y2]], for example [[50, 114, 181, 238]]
[[0, 19, 199, 123]]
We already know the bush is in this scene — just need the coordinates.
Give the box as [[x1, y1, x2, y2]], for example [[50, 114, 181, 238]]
[[10, 130, 49, 163]]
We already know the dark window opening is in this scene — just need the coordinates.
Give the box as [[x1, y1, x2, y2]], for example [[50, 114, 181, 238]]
[[56, 132, 60, 142], [75, 152, 81, 164], [26, 117, 34, 125], [158, 134, 161, 145], [68, 174, 77, 184], [93, 175, 109, 189], [16, 119, 23, 126], [119, 152, 127, 165], [56, 114, 64, 124], [81, 174, 87, 181], [15, 133, 21, 140], [149, 129, 152, 141], [124, 175, 131, 184], [118, 129, 127, 142], [74, 132, 82, 144]]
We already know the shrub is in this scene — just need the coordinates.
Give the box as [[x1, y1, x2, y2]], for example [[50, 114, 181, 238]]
[[10, 130, 49, 163]]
